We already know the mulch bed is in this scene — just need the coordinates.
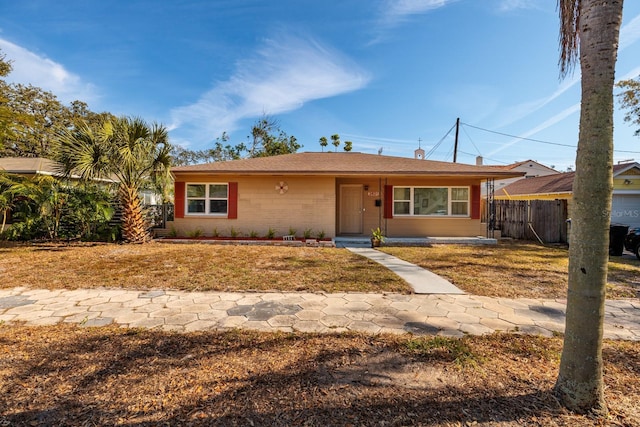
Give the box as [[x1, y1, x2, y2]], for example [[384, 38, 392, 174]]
[[1, 325, 638, 426]]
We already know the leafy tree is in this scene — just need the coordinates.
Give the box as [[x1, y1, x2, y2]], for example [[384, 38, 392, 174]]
[[554, 0, 623, 416], [3, 83, 69, 157], [171, 133, 245, 166], [319, 136, 328, 152], [616, 77, 640, 136], [330, 134, 340, 152], [10, 175, 68, 239], [344, 140, 353, 152], [57, 116, 172, 243], [62, 183, 115, 240], [248, 115, 300, 158], [0, 48, 110, 158]]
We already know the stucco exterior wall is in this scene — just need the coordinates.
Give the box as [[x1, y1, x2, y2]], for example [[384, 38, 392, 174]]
[[169, 174, 336, 238], [336, 176, 485, 238], [168, 173, 489, 239]]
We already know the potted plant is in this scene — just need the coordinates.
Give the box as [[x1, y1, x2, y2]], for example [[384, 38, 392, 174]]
[[371, 227, 385, 248]]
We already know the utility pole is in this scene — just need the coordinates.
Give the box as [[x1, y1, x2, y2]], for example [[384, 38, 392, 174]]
[[453, 117, 460, 163]]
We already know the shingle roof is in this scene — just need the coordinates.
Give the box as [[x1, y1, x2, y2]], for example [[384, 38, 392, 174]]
[[172, 152, 525, 178], [500, 172, 575, 196], [499, 162, 640, 197], [504, 159, 559, 173], [0, 157, 61, 175]]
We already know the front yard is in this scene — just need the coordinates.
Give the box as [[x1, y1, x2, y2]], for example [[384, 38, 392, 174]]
[[1, 240, 637, 299], [382, 241, 639, 299], [1, 240, 639, 425]]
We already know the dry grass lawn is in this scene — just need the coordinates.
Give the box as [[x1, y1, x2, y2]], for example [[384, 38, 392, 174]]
[[1, 325, 638, 426], [1, 240, 638, 299], [382, 241, 640, 299], [0, 241, 410, 294]]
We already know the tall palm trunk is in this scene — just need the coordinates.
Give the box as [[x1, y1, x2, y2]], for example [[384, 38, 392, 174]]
[[119, 185, 149, 243], [554, 0, 623, 415]]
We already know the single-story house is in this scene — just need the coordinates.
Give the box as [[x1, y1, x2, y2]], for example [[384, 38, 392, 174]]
[[496, 161, 640, 228], [168, 152, 524, 238], [0, 156, 162, 204], [0, 157, 65, 178]]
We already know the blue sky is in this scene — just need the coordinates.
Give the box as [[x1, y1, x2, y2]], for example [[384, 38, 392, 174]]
[[2, 0, 640, 171]]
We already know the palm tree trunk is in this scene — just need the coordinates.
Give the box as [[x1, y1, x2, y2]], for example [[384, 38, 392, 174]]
[[119, 185, 149, 243], [554, 0, 623, 415]]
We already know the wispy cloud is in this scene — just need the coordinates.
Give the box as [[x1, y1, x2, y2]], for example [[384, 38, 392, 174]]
[[494, 13, 640, 132], [488, 103, 580, 156], [619, 13, 640, 51], [0, 38, 97, 104], [373, 0, 456, 36], [496, 0, 539, 12], [383, 0, 451, 23], [170, 34, 371, 147]]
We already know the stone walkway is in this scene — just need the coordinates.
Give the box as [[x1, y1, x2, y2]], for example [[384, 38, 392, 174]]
[[1, 287, 638, 340]]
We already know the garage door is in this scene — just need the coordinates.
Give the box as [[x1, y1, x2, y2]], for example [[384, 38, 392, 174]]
[[611, 194, 640, 228]]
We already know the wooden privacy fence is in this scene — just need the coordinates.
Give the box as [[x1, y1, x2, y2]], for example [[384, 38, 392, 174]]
[[484, 199, 569, 243]]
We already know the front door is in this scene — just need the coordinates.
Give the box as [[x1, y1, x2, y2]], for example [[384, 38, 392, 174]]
[[340, 185, 363, 234]]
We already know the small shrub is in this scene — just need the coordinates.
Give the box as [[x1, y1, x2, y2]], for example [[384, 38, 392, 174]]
[[188, 228, 203, 238], [212, 227, 220, 237], [316, 230, 326, 239], [168, 226, 178, 238], [230, 227, 240, 238], [303, 228, 313, 239], [249, 230, 259, 238], [265, 227, 276, 239], [288, 226, 297, 237]]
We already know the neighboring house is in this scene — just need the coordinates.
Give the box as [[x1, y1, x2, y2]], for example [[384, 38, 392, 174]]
[[496, 162, 640, 228], [478, 158, 559, 196], [0, 157, 66, 178], [168, 152, 524, 238]]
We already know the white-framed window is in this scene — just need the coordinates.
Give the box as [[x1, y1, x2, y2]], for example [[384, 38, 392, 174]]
[[186, 183, 228, 215], [393, 186, 469, 217]]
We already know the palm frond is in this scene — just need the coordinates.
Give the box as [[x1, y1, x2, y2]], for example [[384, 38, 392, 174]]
[[558, 0, 581, 78]]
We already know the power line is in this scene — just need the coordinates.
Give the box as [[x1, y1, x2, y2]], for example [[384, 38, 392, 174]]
[[461, 122, 576, 148], [461, 121, 640, 154], [425, 122, 456, 159]]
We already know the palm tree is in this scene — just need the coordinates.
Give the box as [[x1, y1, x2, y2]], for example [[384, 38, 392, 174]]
[[0, 170, 16, 234], [57, 116, 172, 243], [554, 0, 624, 415], [11, 175, 69, 240], [330, 134, 340, 152], [319, 136, 328, 152]]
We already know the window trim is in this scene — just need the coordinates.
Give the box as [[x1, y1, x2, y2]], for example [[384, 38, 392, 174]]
[[392, 186, 470, 217], [185, 182, 229, 216]]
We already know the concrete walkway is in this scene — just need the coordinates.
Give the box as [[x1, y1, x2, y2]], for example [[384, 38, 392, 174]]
[[345, 247, 464, 294], [1, 287, 638, 340]]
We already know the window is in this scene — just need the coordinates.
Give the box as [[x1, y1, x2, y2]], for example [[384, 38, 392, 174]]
[[186, 183, 228, 215], [393, 187, 469, 216]]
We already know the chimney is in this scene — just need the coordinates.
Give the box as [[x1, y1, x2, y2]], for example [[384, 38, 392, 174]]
[[476, 156, 483, 166]]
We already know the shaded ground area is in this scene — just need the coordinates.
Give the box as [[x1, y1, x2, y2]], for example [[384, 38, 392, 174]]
[[1, 325, 639, 426], [382, 241, 640, 299]]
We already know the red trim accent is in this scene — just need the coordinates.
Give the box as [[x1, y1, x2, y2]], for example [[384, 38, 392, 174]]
[[228, 182, 238, 219], [174, 182, 185, 218], [383, 185, 393, 219], [471, 184, 481, 219]]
